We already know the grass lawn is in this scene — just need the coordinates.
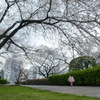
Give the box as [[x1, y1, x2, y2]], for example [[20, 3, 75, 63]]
[[0, 85, 99, 100]]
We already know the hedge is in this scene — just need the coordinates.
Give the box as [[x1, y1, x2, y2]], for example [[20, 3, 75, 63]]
[[22, 78, 49, 85], [48, 74, 68, 86], [48, 66, 100, 86]]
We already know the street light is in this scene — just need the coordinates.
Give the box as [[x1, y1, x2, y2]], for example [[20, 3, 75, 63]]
[[71, 43, 76, 70], [71, 43, 75, 59]]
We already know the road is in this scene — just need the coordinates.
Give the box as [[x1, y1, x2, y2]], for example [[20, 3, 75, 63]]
[[22, 85, 100, 98]]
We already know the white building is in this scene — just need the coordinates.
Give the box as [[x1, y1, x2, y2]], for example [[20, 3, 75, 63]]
[[3, 55, 23, 83]]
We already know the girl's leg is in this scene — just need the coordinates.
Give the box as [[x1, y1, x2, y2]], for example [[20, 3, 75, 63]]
[[71, 82, 73, 86]]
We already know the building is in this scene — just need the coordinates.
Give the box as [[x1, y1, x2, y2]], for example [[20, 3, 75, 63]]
[[3, 55, 23, 83]]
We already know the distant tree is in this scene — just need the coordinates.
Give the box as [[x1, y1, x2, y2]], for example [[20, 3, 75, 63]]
[[69, 56, 96, 71], [27, 45, 67, 78]]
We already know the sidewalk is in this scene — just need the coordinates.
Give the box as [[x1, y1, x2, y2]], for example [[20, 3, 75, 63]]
[[22, 85, 100, 98]]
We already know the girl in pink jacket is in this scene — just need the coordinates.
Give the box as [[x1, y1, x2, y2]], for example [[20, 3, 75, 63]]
[[68, 75, 75, 86]]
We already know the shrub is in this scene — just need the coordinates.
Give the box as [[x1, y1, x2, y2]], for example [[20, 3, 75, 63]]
[[15, 81, 22, 85], [20, 81, 27, 85], [0, 79, 7, 84]]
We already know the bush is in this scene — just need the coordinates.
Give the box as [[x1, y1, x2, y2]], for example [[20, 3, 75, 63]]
[[15, 81, 22, 85], [0, 79, 7, 84], [20, 81, 27, 85]]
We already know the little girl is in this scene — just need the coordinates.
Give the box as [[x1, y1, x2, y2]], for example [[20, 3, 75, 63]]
[[68, 75, 75, 86]]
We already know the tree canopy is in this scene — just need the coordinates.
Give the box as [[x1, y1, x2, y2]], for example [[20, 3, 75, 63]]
[[69, 56, 96, 71], [0, 0, 100, 52], [1, 0, 100, 75]]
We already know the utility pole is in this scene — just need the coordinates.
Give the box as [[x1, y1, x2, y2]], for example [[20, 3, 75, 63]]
[[71, 43, 75, 59], [71, 43, 75, 70]]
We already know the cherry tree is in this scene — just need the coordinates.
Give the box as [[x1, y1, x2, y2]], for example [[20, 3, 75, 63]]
[[0, 0, 100, 51], [1, 0, 100, 76], [26, 45, 67, 78]]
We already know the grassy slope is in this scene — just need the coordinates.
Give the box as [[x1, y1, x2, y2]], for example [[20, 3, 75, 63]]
[[0, 85, 99, 100]]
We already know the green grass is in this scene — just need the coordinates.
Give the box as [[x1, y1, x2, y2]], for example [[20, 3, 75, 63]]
[[0, 85, 99, 100]]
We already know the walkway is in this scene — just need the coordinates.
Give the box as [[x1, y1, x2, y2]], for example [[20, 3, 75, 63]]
[[22, 85, 100, 98]]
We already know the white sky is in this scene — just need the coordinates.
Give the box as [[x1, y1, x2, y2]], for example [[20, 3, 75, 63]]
[[29, 35, 59, 48]]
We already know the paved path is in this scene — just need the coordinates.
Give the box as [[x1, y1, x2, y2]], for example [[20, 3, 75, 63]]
[[22, 85, 100, 98]]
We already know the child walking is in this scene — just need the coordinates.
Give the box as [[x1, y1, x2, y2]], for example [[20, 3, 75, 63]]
[[68, 75, 75, 86]]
